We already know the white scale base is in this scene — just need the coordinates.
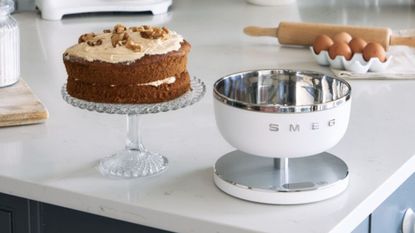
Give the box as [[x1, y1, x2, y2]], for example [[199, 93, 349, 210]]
[[35, 0, 172, 20], [213, 151, 349, 205]]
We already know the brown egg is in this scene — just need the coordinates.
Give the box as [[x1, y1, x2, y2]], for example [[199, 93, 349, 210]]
[[328, 42, 352, 60], [349, 37, 367, 54], [363, 42, 386, 62], [313, 34, 334, 54], [333, 32, 352, 44]]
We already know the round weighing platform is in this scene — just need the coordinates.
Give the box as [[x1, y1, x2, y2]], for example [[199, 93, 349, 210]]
[[213, 151, 349, 204]]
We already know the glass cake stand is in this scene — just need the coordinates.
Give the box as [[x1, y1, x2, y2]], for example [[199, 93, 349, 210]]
[[61, 77, 206, 178]]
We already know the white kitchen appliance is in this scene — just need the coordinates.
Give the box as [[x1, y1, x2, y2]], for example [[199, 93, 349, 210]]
[[213, 69, 352, 204], [35, 0, 172, 20]]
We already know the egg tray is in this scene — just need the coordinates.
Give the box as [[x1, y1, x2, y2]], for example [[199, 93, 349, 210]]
[[310, 47, 391, 74]]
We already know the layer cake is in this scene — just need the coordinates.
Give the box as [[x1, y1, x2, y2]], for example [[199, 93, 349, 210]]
[[63, 24, 191, 104]]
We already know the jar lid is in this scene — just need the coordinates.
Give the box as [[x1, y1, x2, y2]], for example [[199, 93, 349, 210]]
[[0, 0, 14, 16]]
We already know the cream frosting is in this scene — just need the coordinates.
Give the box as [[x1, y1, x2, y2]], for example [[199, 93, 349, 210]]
[[76, 76, 177, 87], [64, 28, 184, 63], [138, 76, 176, 87]]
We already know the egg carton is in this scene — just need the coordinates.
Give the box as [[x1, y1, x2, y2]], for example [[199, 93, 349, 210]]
[[310, 47, 392, 74]]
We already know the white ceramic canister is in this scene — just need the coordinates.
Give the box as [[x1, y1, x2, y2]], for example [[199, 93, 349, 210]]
[[0, 0, 19, 87]]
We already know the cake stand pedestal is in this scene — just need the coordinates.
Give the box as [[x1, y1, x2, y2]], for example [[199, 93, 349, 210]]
[[62, 77, 205, 178]]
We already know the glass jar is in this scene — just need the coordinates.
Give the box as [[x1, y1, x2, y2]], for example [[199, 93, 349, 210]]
[[0, 0, 19, 87]]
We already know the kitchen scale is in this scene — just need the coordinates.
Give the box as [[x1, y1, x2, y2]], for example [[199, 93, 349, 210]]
[[212, 69, 352, 204], [35, 0, 172, 20]]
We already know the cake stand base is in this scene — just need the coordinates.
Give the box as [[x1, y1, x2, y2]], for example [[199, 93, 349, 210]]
[[99, 149, 168, 178], [213, 151, 349, 204]]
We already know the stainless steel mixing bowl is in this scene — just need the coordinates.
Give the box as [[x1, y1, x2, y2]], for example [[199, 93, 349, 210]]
[[213, 69, 352, 157]]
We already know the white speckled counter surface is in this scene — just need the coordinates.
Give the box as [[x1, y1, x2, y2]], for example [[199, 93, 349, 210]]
[[1, 0, 415, 232]]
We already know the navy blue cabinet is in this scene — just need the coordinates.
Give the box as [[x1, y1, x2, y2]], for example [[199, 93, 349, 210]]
[[0, 193, 168, 233], [0, 193, 36, 233], [352, 217, 370, 233], [352, 173, 415, 233], [39, 203, 170, 233], [0, 210, 12, 233], [371, 173, 415, 233]]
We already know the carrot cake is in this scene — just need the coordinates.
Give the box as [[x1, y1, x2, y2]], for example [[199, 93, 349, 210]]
[[63, 24, 191, 104]]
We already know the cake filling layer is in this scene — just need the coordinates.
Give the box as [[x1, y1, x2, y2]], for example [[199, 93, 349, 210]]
[[67, 71, 190, 104], [138, 76, 176, 87], [73, 76, 177, 88]]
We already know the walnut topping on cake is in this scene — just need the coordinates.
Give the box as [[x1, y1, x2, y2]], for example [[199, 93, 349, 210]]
[[129, 26, 139, 32], [78, 33, 96, 43], [113, 24, 127, 34], [125, 38, 141, 52], [136, 25, 151, 32], [78, 24, 172, 49], [111, 33, 123, 47], [130, 26, 149, 32], [87, 39, 103, 47], [139, 26, 169, 40], [122, 33, 129, 41], [79, 32, 103, 47], [111, 32, 132, 48], [67, 24, 184, 63]]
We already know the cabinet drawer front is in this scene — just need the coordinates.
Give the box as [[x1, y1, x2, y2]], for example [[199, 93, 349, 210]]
[[371, 173, 415, 233], [352, 217, 369, 233], [0, 210, 12, 233], [0, 193, 32, 233]]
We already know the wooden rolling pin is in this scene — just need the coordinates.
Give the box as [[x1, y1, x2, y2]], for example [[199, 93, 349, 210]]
[[244, 21, 415, 50]]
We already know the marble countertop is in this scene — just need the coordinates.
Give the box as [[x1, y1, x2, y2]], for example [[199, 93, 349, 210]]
[[2, 0, 415, 232]]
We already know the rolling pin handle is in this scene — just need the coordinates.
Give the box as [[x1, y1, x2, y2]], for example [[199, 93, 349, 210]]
[[390, 36, 415, 47], [243, 26, 278, 38]]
